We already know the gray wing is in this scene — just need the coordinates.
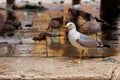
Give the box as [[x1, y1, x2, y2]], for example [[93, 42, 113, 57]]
[[6, 38, 22, 45], [76, 33, 100, 48]]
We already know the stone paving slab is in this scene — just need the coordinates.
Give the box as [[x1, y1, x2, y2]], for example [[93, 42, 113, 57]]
[[0, 57, 120, 80], [113, 67, 120, 80]]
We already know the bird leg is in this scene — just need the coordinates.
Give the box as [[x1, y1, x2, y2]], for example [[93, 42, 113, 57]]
[[73, 49, 85, 63], [80, 49, 85, 60]]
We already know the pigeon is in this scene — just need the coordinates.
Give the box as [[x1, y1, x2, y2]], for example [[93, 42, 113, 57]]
[[47, 16, 63, 29], [64, 22, 103, 63], [87, 15, 101, 34], [33, 32, 48, 41]]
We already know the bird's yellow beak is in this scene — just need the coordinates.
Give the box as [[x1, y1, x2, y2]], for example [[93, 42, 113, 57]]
[[64, 25, 68, 28]]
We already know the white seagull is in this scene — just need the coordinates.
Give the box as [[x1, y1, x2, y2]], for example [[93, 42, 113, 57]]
[[64, 22, 103, 63]]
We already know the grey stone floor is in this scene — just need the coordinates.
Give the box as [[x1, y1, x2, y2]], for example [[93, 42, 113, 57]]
[[0, 56, 120, 80], [0, 30, 120, 80]]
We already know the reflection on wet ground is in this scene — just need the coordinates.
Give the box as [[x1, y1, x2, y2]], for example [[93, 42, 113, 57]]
[[1, 25, 96, 57], [1, 10, 119, 57], [0, 28, 81, 57], [1, 27, 113, 57]]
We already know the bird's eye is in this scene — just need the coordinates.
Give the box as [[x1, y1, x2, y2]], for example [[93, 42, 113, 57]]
[[69, 24, 73, 26]]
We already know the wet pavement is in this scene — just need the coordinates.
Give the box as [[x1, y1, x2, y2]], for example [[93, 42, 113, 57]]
[[0, 28, 119, 57], [0, 9, 120, 80]]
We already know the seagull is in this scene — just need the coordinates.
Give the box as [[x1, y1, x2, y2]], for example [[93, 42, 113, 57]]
[[64, 22, 103, 63], [4, 36, 22, 56], [5, 37, 22, 45], [87, 15, 101, 34]]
